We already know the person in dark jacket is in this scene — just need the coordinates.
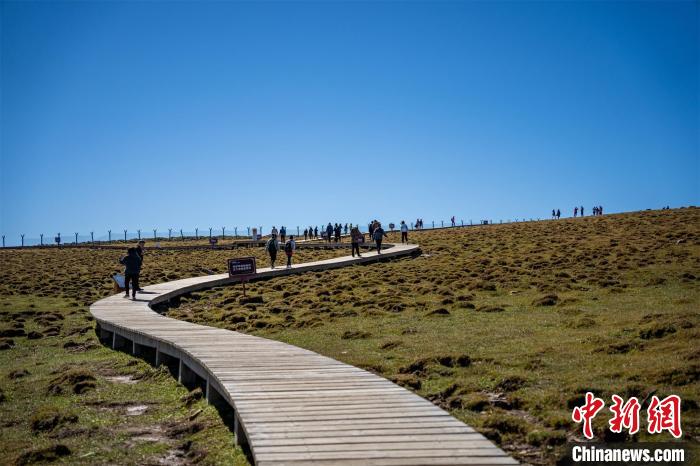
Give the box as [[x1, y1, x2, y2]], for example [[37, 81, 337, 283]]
[[373, 223, 388, 254], [350, 226, 363, 257], [326, 223, 333, 243], [120, 247, 142, 300], [134, 240, 146, 291]]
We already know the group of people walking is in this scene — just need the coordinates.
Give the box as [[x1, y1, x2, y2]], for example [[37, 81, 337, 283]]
[[265, 233, 296, 269], [551, 205, 604, 219]]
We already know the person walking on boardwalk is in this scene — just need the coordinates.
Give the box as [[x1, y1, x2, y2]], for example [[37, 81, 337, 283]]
[[335, 223, 341, 243], [326, 223, 333, 243], [556, 209, 561, 219], [284, 236, 296, 269], [580, 206, 584, 217], [552, 209, 556, 219], [120, 247, 142, 300], [279, 226, 286, 243], [400, 220, 409, 243], [368, 222, 375, 240], [266, 233, 280, 269], [134, 240, 146, 292], [574, 207, 578, 217], [373, 222, 388, 254], [350, 226, 363, 258], [303, 228, 308, 241], [271, 226, 278, 238]]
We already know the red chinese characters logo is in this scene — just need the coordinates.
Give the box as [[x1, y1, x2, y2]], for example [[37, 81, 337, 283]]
[[572, 392, 682, 439], [572, 392, 605, 439], [609, 394, 641, 435], [648, 395, 682, 438]]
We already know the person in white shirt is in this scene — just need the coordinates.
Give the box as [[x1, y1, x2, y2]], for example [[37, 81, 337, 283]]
[[400, 220, 409, 244]]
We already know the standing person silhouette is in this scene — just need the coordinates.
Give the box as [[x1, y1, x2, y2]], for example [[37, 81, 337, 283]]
[[284, 236, 296, 269], [326, 223, 333, 243], [580, 206, 584, 217], [557, 209, 561, 219], [119, 247, 142, 300], [265, 234, 279, 269], [350, 226, 363, 258], [574, 207, 578, 217], [373, 222, 388, 254], [400, 220, 409, 243], [280, 226, 286, 243]]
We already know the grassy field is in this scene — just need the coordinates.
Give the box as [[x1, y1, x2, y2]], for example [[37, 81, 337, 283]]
[[0, 246, 345, 465], [1, 208, 698, 465], [162, 208, 700, 465]]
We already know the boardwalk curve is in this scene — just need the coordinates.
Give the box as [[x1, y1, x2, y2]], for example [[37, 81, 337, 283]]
[[90, 242, 517, 465]]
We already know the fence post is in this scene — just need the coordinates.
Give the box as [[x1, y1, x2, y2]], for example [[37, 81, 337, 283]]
[[180, 229, 183, 241], [235, 227, 237, 237], [21, 234, 24, 247], [209, 227, 212, 239], [297, 226, 300, 236], [222, 227, 225, 239], [195, 228, 198, 240], [91, 232, 94, 243]]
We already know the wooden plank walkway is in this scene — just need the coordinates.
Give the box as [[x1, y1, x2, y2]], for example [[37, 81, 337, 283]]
[[90, 243, 517, 465]]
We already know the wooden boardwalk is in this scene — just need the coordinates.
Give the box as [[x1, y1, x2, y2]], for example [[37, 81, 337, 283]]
[[90, 243, 517, 465]]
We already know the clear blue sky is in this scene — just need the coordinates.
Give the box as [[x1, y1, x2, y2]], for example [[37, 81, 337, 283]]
[[1, 1, 698, 244]]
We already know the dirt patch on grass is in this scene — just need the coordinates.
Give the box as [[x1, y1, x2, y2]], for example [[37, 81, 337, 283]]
[[47, 368, 96, 395]]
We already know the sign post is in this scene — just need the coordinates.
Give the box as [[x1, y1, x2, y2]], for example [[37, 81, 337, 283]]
[[228, 257, 257, 297]]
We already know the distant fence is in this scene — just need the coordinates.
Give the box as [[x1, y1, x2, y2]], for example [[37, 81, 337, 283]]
[[1, 217, 560, 248]]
